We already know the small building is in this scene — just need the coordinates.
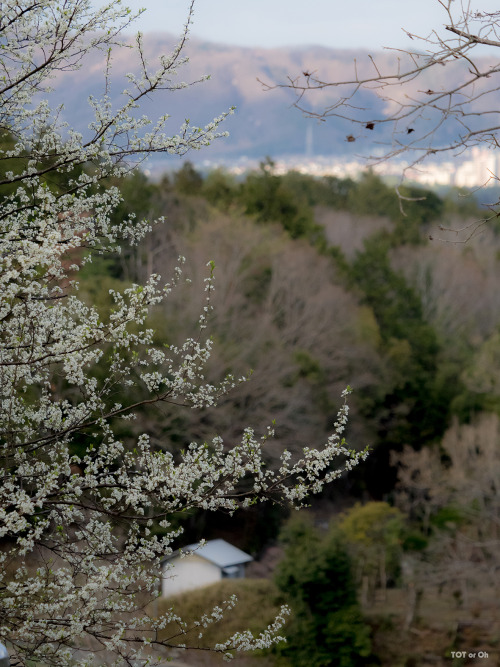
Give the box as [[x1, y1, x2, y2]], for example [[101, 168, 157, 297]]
[[161, 539, 253, 597]]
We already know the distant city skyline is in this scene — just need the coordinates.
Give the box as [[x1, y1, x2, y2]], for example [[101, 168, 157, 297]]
[[102, 0, 500, 51], [212, 147, 496, 189]]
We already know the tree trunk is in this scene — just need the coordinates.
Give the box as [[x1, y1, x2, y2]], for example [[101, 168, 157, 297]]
[[404, 582, 423, 630]]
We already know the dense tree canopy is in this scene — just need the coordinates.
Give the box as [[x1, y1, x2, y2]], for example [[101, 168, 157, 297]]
[[0, 2, 368, 665]]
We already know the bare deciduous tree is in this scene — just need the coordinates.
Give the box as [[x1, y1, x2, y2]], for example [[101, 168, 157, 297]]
[[264, 2, 500, 235], [392, 414, 500, 608]]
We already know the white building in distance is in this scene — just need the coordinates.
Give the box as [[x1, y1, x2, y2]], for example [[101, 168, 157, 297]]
[[161, 539, 253, 597]]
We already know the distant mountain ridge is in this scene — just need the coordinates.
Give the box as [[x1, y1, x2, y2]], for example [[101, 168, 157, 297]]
[[51, 34, 497, 168]]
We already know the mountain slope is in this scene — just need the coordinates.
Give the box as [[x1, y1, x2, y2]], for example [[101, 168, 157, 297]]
[[50, 34, 499, 165]]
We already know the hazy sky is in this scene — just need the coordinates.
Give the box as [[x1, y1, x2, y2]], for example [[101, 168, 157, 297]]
[[109, 0, 500, 50]]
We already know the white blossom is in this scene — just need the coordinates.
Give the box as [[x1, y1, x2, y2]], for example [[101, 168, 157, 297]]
[[0, 1, 367, 665]]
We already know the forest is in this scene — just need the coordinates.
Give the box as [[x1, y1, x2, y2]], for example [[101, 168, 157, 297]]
[[4, 2, 500, 665], [76, 160, 500, 666]]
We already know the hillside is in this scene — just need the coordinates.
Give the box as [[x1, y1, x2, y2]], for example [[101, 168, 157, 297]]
[[49, 34, 500, 167]]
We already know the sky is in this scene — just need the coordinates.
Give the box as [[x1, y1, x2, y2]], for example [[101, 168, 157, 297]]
[[106, 0, 500, 51]]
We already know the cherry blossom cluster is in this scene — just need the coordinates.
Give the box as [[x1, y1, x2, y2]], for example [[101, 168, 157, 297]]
[[0, 2, 367, 665]]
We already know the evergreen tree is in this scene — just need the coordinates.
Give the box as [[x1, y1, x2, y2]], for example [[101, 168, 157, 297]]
[[275, 517, 372, 667]]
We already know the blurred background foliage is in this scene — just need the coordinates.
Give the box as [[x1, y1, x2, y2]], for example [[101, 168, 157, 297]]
[[74, 161, 500, 665]]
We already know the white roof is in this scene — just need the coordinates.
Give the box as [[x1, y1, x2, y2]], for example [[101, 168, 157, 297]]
[[167, 539, 252, 568]]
